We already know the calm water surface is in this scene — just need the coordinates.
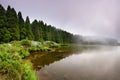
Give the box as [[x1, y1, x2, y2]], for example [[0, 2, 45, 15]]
[[28, 46, 120, 80]]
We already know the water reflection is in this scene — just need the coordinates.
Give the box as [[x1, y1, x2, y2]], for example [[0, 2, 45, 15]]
[[27, 45, 90, 70], [30, 52, 75, 70], [27, 46, 83, 70], [29, 46, 120, 80]]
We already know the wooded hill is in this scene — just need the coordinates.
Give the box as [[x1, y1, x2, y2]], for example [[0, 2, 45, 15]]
[[0, 4, 74, 44]]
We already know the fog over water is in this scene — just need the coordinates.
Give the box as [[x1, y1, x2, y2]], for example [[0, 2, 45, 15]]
[[36, 46, 120, 80]]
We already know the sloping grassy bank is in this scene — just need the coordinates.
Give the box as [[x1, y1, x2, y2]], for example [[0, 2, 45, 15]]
[[0, 39, 60, 80]]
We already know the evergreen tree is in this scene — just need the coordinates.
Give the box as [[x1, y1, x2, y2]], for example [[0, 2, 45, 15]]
[[38, 21, 43, 39], [6, 6, 20, 41], [18, 11, 26, 40], [0, 4, 6, 27], [39, 21, 45, 40], [31, 20, 40, 41], [0, 27, 11, 43], [42, 23, 47, 41], [57, 29, 63, 43], [25, 16, 34, 40], [0, 4, 11, 43], [45, 25, 52, 41]]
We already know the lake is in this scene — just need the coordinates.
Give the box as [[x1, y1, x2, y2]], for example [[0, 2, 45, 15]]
[[27, 46, 120, 80]]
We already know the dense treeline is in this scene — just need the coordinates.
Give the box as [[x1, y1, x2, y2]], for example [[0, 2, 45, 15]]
[[0, 4, 74, 44]]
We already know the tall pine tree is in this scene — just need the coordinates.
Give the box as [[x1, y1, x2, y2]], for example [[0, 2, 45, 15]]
[[0, 4, 11, 43], [0, 4, 6, 27], [6, 5, 20, 41], [25, 16, 34, 40], [18, 11, 26, 40], [31, 20, 41, 41]]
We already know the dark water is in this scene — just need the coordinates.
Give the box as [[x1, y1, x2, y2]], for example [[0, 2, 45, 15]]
[[27, 46, 120, 80]]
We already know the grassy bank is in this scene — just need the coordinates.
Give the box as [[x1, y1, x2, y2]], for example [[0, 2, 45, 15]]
[[0, 39, 60, 80]]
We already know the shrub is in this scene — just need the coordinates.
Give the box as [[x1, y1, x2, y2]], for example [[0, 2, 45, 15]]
[[0, 42, 36, 80], [21, 39, 31, 47], [19, 48, 30, 58], [0, 52, 36, 80], [0, 52, 23, 80]]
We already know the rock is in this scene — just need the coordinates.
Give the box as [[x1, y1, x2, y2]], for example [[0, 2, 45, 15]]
[[42, 70, 49, 76], [31, 41, 41, 47]]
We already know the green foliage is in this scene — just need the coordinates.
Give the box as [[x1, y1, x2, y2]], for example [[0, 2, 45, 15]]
[[44, 41, 60, 48], [22, 64, 36, 80], [19, 48, 29, 58], [0, 5, 11, 43], [0, 41, 36, 80], [39, 38, 44, 44], [0, 4, 6, 27], [0, 52, 22, 80], [25, 16, 34, 40], [31, 20, 41, 41], [0, 27, 11, 43], [21, 39, 31, 47], [6, 6, 20, 41], [18, 11, 26, 40]]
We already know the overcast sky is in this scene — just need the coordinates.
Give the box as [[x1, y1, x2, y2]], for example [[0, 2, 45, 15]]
[[1, 0, 120, 39]]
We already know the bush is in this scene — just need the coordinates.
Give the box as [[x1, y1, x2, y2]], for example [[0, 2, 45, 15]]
[[44, 41, 60, 48], [19, 48, 30, 58], [0, 42, 36, 80], [21, 39, 31, 47], [0, 52, 22, 80], [0, 52, 36, 80]]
